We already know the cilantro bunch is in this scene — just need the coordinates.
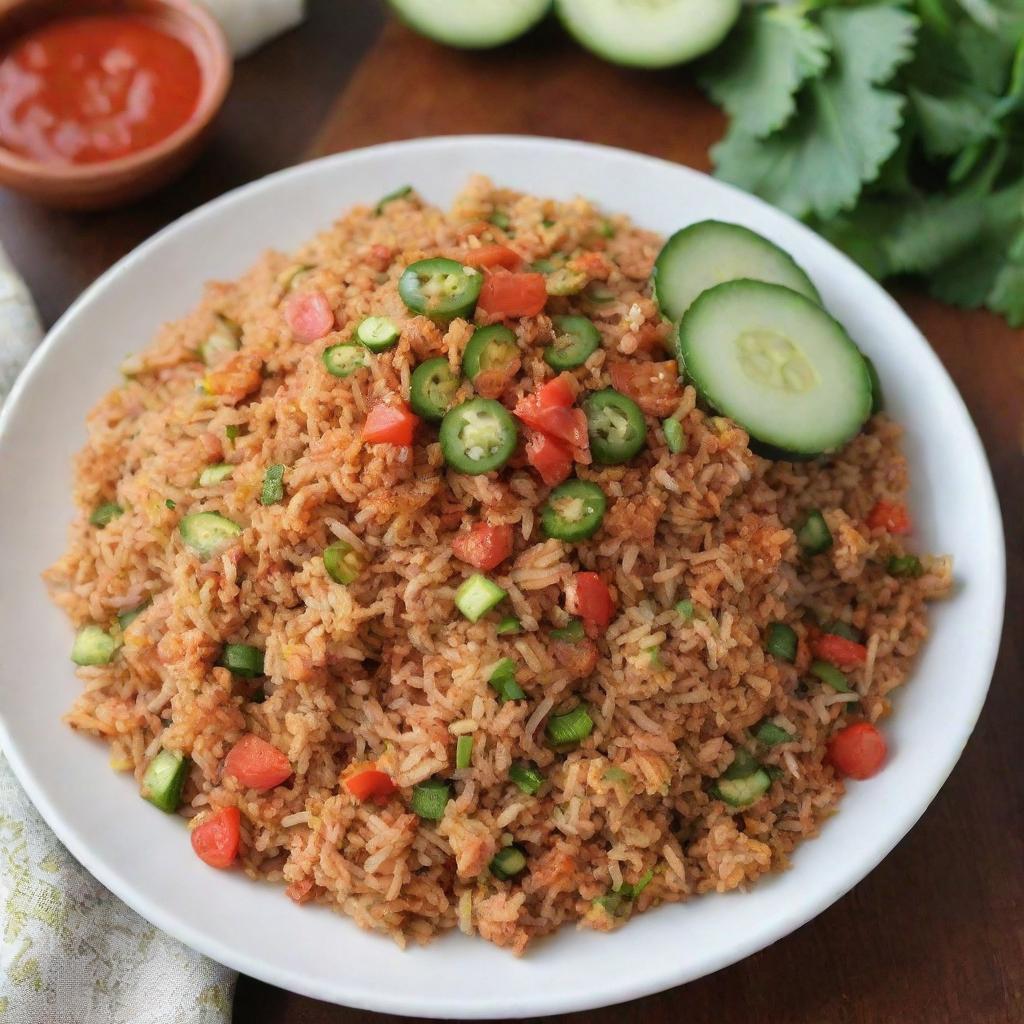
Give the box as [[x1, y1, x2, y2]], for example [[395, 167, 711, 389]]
[[700, 0, 1024, 325]]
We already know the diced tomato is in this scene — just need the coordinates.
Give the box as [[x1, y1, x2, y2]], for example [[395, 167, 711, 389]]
[[344, 767, 397, 804], [515, 395, 589, 451], [569, 572, 615, 637], [191, 806, 241, 869], [867, 500, 912, 535], [285, 290, 335, 343], [828, 722, 887, 779], [813, 633, 869, 668], [224, 734, 293, 791], [608, 360, 683, 417], [478, 272, 547, 318], [460, 244, 523, 271], [551, 636, 599, 679], [525, 429, 574, 486], [452, 523, 514, 571], [363, 402, 419, 446], [538, 374, 576, 409]]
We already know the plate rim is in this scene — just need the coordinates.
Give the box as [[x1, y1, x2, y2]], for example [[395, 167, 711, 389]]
[[0, 134, 1006, 1018]]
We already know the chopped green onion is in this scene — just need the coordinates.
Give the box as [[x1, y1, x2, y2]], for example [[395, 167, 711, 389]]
[[375, 184, 412, 215], [797, 509, 833, 555], [455, 735, 474, 770], [496, 616, 521, 636], [723, 748, 760, 780], [410, 778, 450, 821], [324, 540, 364, 585], [663, 418, 685, 454], [218, 643, 264, 678], [356, 316, 400, 352], [198, 463, 234, 487], [141, 749, 189, 813], [546, 703, 594, 747], [260, 464, 285, 505], [454, 573, 506, 622], [488, 658, 525, 702], [603, 766, 630, 784], [89, 502, 124, 528], [675, 598, 695, 622], [645, 645, 662, 666], [509, 762, 544, 795], [754, 720, 794, 746], [490, 210, 511, 230], [764, 622, 797, 662], [595, 868, 653, 917], [490, 845, 527, 880], [71, 625, 118, 666], [599, 219, 615, 239], [549, 618, 584, 643], [225, 424, 243, 442], [810, 660, 851, 692], [541, 217, 556, 228], [165, 499, 176, 510], [824, 619, 862, 642], [888, 554, 923, 578], [117, 600, 151, 630]]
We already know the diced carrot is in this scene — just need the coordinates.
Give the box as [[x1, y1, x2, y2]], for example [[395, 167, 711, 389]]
[[866, 500, 912, 535], [813, 633, 868, 668], [344, 767, 397, 804]]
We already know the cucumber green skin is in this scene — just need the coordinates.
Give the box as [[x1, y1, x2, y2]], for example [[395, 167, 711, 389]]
[[653, 220, 821, 323], [389, 0, 551, 49], [556, 0, 740, 68], [713, 769, 771, 808], [678, 280, 872, 460]]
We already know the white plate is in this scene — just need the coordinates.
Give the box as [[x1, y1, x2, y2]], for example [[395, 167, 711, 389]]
[[0, 136, 1005, 1018]]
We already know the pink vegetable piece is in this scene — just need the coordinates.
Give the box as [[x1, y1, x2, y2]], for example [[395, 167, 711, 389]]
[[285, 290, 335, 342]]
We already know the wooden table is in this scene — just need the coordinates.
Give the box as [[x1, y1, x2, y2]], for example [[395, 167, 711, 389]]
[[2, 3, 1020, 1021]]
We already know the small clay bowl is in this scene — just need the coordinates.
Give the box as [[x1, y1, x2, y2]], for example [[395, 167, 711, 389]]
[[0, 0, 231, 209]]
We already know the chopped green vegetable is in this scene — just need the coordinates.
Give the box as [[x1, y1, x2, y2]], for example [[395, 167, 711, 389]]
[[540, 480, 607, 542], [754, 720, 794, 746], [811, 659, 851, 693], [488, 658, 525, 702], [356, 316, 400, 352], [323, 343, 369, 378], [496, 616, 522, 636], [824, 619, 862, 642], [225, 424, 243, 442], [546, 703, 594, 747], [765, 621, 797, 662], [165, 499, 176, 510], [462, 325, 518, 382], [490, 210, 511, 230], [117, 600, 150, 630], [324, 540, 364, 585], [545, 266, 588, 297], [410, 357, 460, 422], [276, 263, 314, 293], [454, 573, 506, 622], [200, 314, 241, 365], [89, 502, 123, 528], [549, 618, 584, 643], [218, 643, 264, 678], [455, 734, 474, 770], [712, 748, 771, 807], [375, 184, 412, 215], [599, 219, 616, 239], [439, 398, 518, 475], [490, 845, 527, 880], [603, 766, 630, 784], [198, 463, 234, 487], [797, 509, 833, 555], [663, 418, 685, 454], [260, 464, 285, 506], [179, 512, 242, 560], [71, 625, 117, 666], [544, 315, 601, 369], [888, 554, 924, 578], [583, 388, 647, 465], [675, 599, 695, 622], [410, 778, 450, 821], [509, 762, 545, 795], [399, 258, 482, 320], [141, 749, 189, 813]]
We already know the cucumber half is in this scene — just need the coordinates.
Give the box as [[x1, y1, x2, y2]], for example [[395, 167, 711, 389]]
[[653, 220, 820, 323], [390, 0, 551, 49], [556, 0, 740, 68], [678, 280, 872, 458]]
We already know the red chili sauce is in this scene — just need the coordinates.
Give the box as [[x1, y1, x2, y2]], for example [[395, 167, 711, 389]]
[[0, 14, 201, 165]]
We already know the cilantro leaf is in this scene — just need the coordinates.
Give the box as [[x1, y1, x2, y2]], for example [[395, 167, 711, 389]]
[[700, 7, 830, 138], [712, 7, 919, 220]]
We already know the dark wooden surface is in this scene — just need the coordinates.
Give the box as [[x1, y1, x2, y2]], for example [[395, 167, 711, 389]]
[[3, 4, 1021, 1022]]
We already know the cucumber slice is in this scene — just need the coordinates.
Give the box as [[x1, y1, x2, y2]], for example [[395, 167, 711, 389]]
[[678, 280, 872, 458], [653, 221, 820, 322], [390, 0, 551, 49], [556, 0, 740, 68], [713, 769, 771, 808]]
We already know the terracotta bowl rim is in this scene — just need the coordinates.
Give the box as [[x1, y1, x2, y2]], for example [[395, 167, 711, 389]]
[[0, 0, 232, 182]]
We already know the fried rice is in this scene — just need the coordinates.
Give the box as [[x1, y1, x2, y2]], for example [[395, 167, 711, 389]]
[[44, 176, 952, 952]]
